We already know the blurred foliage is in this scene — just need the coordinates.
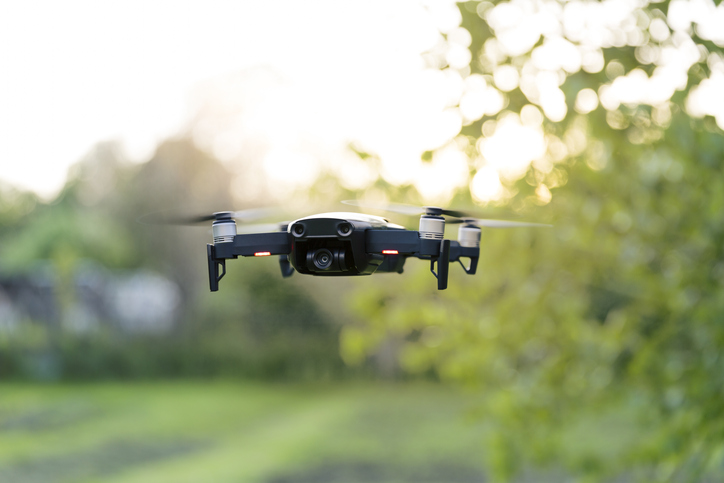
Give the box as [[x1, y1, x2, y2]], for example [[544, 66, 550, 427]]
[[0, 140, 346, 382], [340, 1, 724, 481]]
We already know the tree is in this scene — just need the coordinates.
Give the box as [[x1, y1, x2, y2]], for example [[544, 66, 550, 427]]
[[342, 1, 724, 480]]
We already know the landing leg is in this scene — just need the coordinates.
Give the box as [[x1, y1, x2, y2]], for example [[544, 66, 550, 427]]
[[429, 239, 451, 290], [207, 244, 226, 292]]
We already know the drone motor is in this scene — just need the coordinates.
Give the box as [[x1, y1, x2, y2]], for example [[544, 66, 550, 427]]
[[457, 224, 481, 248], [418, 214, 445, 240], [212, 217, 237, 244]]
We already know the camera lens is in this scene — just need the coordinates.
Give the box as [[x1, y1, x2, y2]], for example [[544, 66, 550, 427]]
[[337, 223, 352, 237], [292, 223, 305, 237], [312, 248, 333, 270]]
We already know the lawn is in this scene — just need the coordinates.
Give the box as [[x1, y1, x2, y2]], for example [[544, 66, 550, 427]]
[[0, 382, 490, 483]]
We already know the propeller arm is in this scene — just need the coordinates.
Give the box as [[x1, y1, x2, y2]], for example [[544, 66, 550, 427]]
[[213, 232, 292, 259], [208, 232, 292, 291]]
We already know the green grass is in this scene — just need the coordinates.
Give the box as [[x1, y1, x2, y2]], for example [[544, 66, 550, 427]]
[[0, 382, 488, 483]]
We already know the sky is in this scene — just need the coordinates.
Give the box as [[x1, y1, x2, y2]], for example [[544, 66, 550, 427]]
[[1, 0, 722, 204], [0, 0, 461, 200]]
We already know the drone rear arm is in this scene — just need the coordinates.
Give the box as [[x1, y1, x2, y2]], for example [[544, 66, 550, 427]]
[[366, 230, 479, 289]]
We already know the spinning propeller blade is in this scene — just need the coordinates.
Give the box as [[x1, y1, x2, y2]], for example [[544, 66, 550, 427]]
[[237, 222, 290, 233], [341, 200, 471, 218], [342, 200, 550, 228], [137, 208, 276, 226], [446, 218, 552, 228]]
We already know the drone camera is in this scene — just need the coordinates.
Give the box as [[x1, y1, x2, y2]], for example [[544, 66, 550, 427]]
[[307, 247, 347, 272], [312, 249, 333, 270]]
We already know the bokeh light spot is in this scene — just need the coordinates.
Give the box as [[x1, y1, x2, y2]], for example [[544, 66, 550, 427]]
[[575, 88, 599, 114], [471, 165, 504, 203]]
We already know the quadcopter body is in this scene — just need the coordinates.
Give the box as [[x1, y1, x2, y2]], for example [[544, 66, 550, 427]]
[[207, 208, 489, 291]]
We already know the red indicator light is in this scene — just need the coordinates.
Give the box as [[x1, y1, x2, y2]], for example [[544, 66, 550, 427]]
[[254, 251, 271, 257], [382, 250, 399, 255]]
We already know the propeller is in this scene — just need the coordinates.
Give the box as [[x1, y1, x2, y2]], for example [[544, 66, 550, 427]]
[[237, 221, 290, 233], [137, 208, 275, 226], [341, 200, 471, 218], [341, 200, 550, 228], [446, 218, 552, 228]]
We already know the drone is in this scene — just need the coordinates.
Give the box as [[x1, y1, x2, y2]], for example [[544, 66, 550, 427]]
[[172, 201, 550, 292]]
